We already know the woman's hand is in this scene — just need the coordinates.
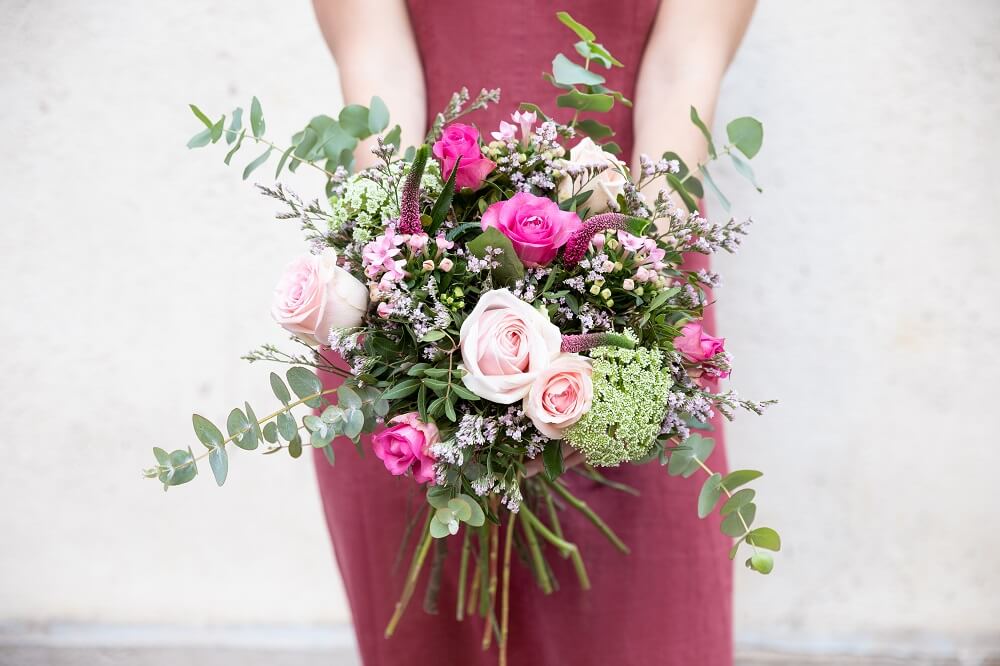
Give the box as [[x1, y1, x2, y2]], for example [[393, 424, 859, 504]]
[[524, 442, 587, 479]]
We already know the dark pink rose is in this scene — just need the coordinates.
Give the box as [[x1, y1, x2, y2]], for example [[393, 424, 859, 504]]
[[432, 123, 495, 191], [481, 192, 583, 267], [372, 412, 439, 484], [675, 322, 729, 378]]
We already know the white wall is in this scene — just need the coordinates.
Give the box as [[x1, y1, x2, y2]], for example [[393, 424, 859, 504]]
[[0, 0, 997, 658]]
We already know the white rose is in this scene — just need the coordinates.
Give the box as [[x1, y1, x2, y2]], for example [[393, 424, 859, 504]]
[[459, 289, 562, 404], [271, 248, 369, 346], [556, 137, 630, 214]]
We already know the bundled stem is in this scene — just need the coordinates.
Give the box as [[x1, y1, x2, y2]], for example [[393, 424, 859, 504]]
[[385, 510, 434, 637], [498, 511, 517, 666], [544, 479, 631, 554], [456, 528, 472, 621], [519, 504, 590, 590]]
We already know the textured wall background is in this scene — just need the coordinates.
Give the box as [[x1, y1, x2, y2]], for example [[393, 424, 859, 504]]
[[1, 0, 998, 661]]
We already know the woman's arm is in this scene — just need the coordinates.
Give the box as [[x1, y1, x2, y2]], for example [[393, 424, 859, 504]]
[[312, 0, 426, 168], [632, 0, 756, 181]]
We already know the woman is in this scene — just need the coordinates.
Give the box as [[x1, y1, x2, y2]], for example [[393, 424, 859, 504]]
[[311, 2, 756, 664]]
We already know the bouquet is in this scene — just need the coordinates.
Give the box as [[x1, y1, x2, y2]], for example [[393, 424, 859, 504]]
[[145, 12, 778, 663]]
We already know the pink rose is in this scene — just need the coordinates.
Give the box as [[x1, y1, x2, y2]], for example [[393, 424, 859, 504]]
[[481, 192, 583, 267], [523, 354, 593, 439], [432, 123, 495, 191], [459, 289, 562, 403], [271, 248, 369, 346], [675, 322, 728, 375], [372, 412, 439, 484]]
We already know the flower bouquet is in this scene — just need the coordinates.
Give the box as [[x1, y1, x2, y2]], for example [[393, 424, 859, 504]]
[[145, 11, 778, 662]]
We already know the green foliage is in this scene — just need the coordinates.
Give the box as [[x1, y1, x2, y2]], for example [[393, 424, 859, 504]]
[[552, 53, 606, 86], [428, 491, 486, 539], [368, 96, 390, 134], [556, 11, 595, 41], [542, 441, 565, 481], [697, 472, 723, 518], [689, 106, 717, 159], [726, 117, 763, 159], [557, 90, 614, 113], [270, 372, 291, 404], [467, 227, 525, 287], [286, 367, 323, 408]]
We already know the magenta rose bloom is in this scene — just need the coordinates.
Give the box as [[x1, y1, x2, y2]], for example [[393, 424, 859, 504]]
[[675, 322, 729, 378], [432, 123, 495, 191], [481, 192, 583, 267], [372, 413, 439, 484]]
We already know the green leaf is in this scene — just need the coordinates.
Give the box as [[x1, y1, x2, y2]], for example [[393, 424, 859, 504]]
[[429, 155, 459, 231], [270, 372, 291, 404], [542, 442, 565, 481], [210, 116, 225, 143], [223, 129, 246, 165], [153, 447, 170, 465], [689, 106, 716, 159], [574, 40, 622, 68], [747, 527, 781, 552], [160, 448, 198, 487], [683, 176, 704, 199], [575, 118, 615, 139], [699, 164, 730, 212], [689, 435, 716, 464], [467, 227, 525, 287], [383, 124, 402, 152], [208, 446, 228, 486], [276, 411, 297, 441], [459, 494, 486, 527], [720, 488, 755, 516], [427, 486, 452, 509], [429, 517, 452, 539], [557, 90, 614, 113], [250, 96, 265, 138], [662, 151, 690, 179], [287, 367, 323, 407], [666, 446, 695, 477], [720, 469, 763, 492], [729, 152, 763, 192], [726, 116, 763, 159], [517, 103, 550, 122], [368, 96, 390, 134], [339, 104, 370, 139], [186, 128, 212, 149], [288, 435, 303, 459], [450, 384, 481, 401], [242, 402, 262, 451], [242, 147, 272, 181], [292, 126, 318, 163], [601, 141, 622, 155], [192, 414, 224, 449], [225, 108, 243, 145], [556, 11, 596, 41], [274, 145, 294, 178], [665, 174, 697, 212], [226, 408, 254, 451], [338, 386, 363, 410], [344, 409, 365, 440], [448, 498, 473, 522], [422, 378, 449, 393], [381, 379, 420, 400], [720, 502, 756, 537], [747, 551, 774, 574], [190, 104, 213, 128], [262, 421, 278, 444], [697, 472, 723, 518], [552, 53, 606, 86]]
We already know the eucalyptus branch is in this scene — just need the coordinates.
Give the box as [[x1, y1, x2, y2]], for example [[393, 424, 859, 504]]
[[221, 127, 338, 179]]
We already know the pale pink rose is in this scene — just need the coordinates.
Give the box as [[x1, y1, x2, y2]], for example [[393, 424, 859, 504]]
[[676, 322, 727, 368], [459, 289, 562, 403], [556, 137, 630, 213], [372, 412, 439, 484], [271, 248, 368, 346], [491, 120, 517, 142], [439, 258, 454, 272], [523, 354, 593, 439], [432, 123, 495, 191], [481, 192, 583, 267]]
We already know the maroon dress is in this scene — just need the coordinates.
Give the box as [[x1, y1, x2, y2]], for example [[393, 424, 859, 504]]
[[314, 2, 732, 664]]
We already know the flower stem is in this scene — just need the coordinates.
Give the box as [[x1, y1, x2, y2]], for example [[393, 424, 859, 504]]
[[520, 507, 553, 594], [481, 517, 500, 650], [384, 510, 433, 637], [544, 479, 630, 554], [520, 504, 590, 590], [456, 527, 472, 621], [498, 510, 517, 666]]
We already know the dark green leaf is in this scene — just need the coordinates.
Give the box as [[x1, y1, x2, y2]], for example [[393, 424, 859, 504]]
[[720, 502, 756, 537], [382, 379, 420, 400], [552, 53, 605, 86], [339, 104, 370, 139], [556, 11, 596, 41], [287, 367, 323, 407], [429, 155, 459, 231], [666, 173, 697, 212], [450, 384, 481, 401], [689, 106, 716, 159], [467, 227, 525, 287], [250, 96, 265, 138], [288, 435, 303, 458], [720, 488, 755, 516], [209, 446, 228, 486], [557, 90, 614, 113], [192, 414, 224, 449], [726, 116, 763, 159], [270, 372, 291, 404], [542, 442, 565, 481], [575, 118, 614, 139], [747, 527, 781, 552], [683, 176, 704, 199], [721, 469, 762, 492], [368, 96, 390, 134], [517, 103, 550, 121], [697, 472, 723, 518], [601, 141, 622, 155], [242, 147, 272, 181]]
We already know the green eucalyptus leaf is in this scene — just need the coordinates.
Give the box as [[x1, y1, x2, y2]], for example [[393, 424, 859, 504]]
[[225, 107, 243, 144], [699, 164, 730, 212], [262, 421, 278, 444], [683, 176, 704, 199], [250, 96, 265, 138], [274, 145, 294, 178], [575, 118, 615, 139], [720, 502, 756, 538], [339, 104, 370, 138], [747, 551, 774, 574], [429, 517, 452, 539], [690, 435, 716, 464], [160, 448, 198, 487], [665, 174, 697, 212], [223, 129, 246, 165], [338, 386, 363, 410], [383, 124, 402, 152], [186, 128, 212, 149], [276, 412, 297, 441], [153, 447, 170, 465], [557, 90, 614, 113], [427, 486, 452, 509], [189, 103, 213, 128], [720, 488, 755, 516], [448, 498, 473, 522], [242, 147, 272, 181], [573, 40, 622, 68], [556, 11, 596, 41], [517, 102, 550, 121], [747, 527, 781, 552], [344, 409, 364, 440], [270, 372, 291, 404], [287, 367, 323, 407], [208, 446, 228, 486], [726, 116, 763, 159], [720, 469, 763, 492], [368, 96, 390, 134], [242, 402, 262, 451], [288, 434, 303, 458], [697, 472, 723, 518], [729, 152, 763, 192], [459, 494, 486, 527], [192, 414, 224, 449], [689, 106, 716, 159], [552, 53, 605, 86], [662, 151, 690, 179]]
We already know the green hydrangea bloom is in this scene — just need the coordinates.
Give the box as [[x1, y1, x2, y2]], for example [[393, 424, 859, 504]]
[[328, 161, 443, 242], [565, 345, 673, 467]]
